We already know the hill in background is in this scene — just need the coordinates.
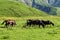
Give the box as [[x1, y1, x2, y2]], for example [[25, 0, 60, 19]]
[[16, 0, 57, 15], [17, 0, 60, 16], [0, 0, 48, 17]]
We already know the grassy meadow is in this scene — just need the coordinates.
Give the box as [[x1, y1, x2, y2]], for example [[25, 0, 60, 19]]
[[0, 16, 60, 40], [0, 0, 60, 40]]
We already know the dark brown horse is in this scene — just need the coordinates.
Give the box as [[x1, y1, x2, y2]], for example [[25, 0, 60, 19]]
[[1, 19, 16, 28], [23, 19, 54, 28], [23, 19, 45, 28]]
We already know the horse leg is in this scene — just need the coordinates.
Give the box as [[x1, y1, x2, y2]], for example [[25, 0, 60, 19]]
[[42, 25, 45, 28], [5, 24, 8, 28], [11, 23, 14, 27], [27, 23, 31, 27], [39, 24, 40, 28], [11, 22, 15, 27], [11, 24, 13, 27]]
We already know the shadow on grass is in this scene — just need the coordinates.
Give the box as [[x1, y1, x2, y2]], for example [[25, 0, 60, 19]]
[[2, 35, 9, 39], [22, 25, 44, 29], [47, 30, 57, 35], [0, 26, 5, 28], [0, 26, 13, 30]]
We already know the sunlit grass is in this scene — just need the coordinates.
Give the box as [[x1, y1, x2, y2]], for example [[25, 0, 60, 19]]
[[0, 16, 60, 40]]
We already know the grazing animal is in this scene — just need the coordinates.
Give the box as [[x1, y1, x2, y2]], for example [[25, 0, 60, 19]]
[[42, 20, 54, 26], [25, 19, 45, 28], [24, 19, 54, 28], [1, 19, 16, 28]]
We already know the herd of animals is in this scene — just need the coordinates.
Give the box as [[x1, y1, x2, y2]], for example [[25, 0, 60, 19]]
[[1, 19, 54, 28]]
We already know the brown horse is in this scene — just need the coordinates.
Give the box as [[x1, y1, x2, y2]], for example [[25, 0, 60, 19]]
[[1, 19, 16, 28]]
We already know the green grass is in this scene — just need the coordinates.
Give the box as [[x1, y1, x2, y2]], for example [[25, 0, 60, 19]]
[[0, 0, 60, 40], [0, 16, 60, 40], [0, 0, 48, 17]]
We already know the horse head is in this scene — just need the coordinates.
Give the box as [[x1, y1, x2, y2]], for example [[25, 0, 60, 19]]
[[48, 21, 54, 26]]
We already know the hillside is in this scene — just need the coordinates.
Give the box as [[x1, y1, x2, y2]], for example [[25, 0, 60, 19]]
[[17, 0, 57, 15], [0, 0, 48, 17], [56, 7, 60, 16], [48, 0, 60, 7], [18, 0, 60, 7]]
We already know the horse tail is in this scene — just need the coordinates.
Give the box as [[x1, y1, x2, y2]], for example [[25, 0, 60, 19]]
[[1, 20, 7, 25], [1, 21, 5, 25]]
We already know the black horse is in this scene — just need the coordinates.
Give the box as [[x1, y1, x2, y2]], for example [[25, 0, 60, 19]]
[[23, 19, 54, 28], [42, 20, 54, 26], [24, 19, 45, 28], [1, 19, 16, 28]]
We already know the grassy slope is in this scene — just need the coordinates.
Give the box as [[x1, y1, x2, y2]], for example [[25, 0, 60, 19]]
[[0, 0, 48, 17], [0, 16, 60, 40], [0, 0, 60, 40]]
